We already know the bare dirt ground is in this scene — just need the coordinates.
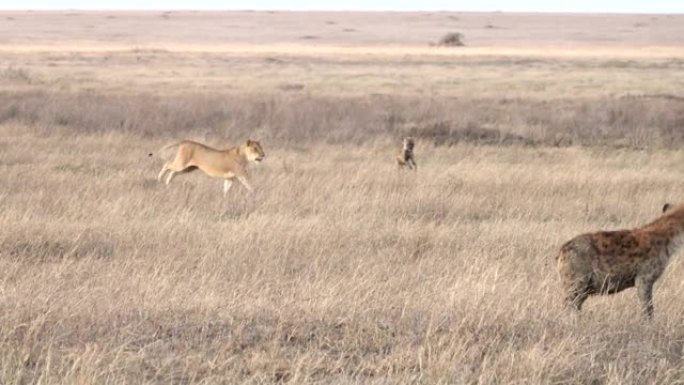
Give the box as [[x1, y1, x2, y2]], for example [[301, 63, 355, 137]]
[[1, 11, 684, 384]]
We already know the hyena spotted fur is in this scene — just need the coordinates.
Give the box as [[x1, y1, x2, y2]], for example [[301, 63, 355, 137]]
[[396, 137, 417, 170], [557, 203, 684, 319]]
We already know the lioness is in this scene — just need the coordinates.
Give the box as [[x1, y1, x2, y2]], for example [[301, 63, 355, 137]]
[[396, 137, 417, 170], [150, 139, 265, 195]]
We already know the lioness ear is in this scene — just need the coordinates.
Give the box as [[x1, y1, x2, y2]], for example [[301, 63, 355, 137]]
[[663, 203, 673, 213], [246, 139, 253, 145]]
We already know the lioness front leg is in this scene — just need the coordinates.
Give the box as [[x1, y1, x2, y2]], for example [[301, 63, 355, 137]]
[[223, 179, 233, 197], [237, 176, 254, 194]]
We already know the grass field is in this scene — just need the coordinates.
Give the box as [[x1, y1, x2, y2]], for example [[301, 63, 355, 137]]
[[1, 10, 684, 384]]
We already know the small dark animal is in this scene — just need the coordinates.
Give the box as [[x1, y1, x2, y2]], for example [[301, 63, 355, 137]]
[[396, 137, 417, 171]]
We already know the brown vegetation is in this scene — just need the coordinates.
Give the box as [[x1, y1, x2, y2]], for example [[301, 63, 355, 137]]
[[437, 32, 465, 46], [1, 90, 683, 148]]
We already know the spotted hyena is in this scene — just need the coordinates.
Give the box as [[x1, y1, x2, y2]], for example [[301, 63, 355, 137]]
[[557, 203, 684, 319], [396, 137, 417, 170]]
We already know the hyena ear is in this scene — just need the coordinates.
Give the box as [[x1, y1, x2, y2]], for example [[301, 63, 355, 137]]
[[663, 203, 673, 213]]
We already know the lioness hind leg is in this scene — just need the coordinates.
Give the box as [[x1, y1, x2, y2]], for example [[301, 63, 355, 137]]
[[157, 163, 169, 182], [164, 160, 195, 185], [166, 171, 177, 185]]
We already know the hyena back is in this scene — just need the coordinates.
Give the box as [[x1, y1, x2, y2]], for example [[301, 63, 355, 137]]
[[557, 203, 684, 319]]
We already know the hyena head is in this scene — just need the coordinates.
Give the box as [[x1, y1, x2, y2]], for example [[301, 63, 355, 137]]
[[660, 202, 684, 224], [403, 137, 415, 151], [663, 203, 676, 214], [659, 202, 684, 252], [658, 203, 684, 227]]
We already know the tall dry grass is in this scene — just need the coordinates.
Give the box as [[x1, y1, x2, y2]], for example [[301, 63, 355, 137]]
[[2, 124, 684, 383], [1, 90, 684, 148]]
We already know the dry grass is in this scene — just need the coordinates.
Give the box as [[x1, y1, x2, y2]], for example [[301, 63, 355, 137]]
[[2, 91, 683, 148], [3, 128, 684, 384], [2, 10, 684, 384]]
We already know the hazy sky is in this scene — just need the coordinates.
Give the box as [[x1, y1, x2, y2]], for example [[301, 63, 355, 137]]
[[0, 0, 682, 13]]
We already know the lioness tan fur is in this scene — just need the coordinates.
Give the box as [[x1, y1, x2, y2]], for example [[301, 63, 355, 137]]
[[396, 137, 417, 170], [150, 139, 265, 195], [557, 203, 684, 319]]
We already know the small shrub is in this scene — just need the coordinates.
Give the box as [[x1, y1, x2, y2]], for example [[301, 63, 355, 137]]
[[437, 32, 465, 47]]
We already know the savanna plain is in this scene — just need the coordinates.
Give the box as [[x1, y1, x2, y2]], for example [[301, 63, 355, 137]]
[[2, 10, 684, 384]]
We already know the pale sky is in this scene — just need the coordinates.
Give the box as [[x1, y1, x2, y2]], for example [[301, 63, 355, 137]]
[[0, 0, 682, 13]]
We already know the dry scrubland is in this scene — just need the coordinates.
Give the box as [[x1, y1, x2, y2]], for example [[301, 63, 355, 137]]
[[1, 10, 684, 384]]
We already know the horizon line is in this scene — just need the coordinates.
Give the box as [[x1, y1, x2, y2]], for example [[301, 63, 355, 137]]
[[1, 8, 683, 14]]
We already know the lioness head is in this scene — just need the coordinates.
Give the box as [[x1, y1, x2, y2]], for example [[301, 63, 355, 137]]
[[245, 139, 265, 163]]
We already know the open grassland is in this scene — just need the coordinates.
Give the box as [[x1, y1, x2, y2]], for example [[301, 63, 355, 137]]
[[3, 128, 684, 384], [1, 10, 684, 384]]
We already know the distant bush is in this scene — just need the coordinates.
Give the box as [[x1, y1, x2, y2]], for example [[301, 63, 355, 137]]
[[437, 32, 465, 47], [0, 67, 34, 84]]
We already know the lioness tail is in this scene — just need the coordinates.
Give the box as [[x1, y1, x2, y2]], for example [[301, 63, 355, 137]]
[[148, 142, 182, 158]]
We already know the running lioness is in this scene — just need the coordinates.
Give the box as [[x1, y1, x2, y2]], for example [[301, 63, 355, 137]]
[[150, 139, 265, 195]]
